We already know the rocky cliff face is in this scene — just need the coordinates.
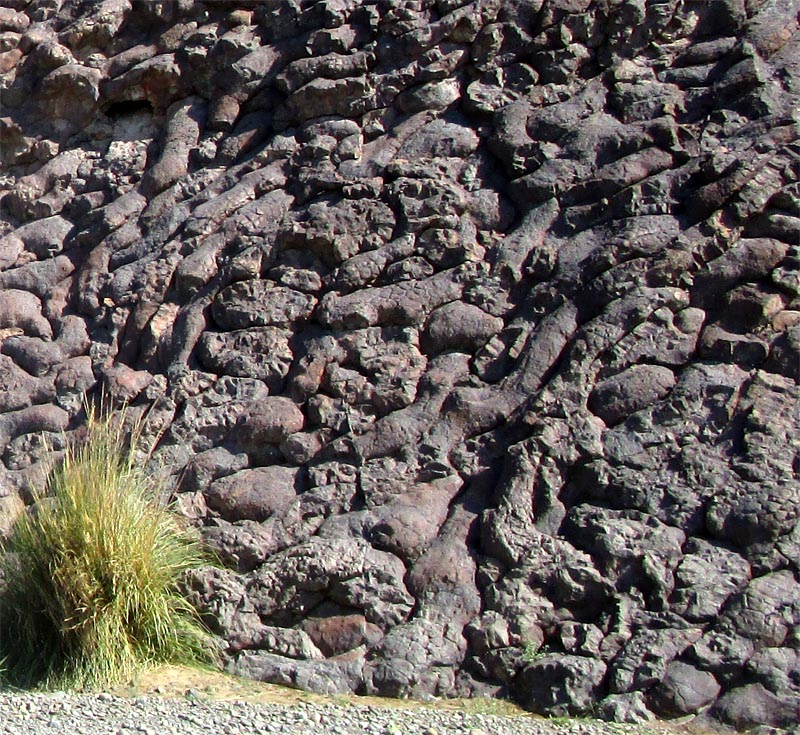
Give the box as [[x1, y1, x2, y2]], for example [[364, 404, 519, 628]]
[[1, 0, 799, 728]]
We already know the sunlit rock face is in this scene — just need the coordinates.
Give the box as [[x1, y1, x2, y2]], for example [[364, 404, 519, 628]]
[[1, 0, 799, 728]]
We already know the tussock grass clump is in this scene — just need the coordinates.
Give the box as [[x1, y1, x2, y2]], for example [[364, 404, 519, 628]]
[[0, 407, 213, 689]]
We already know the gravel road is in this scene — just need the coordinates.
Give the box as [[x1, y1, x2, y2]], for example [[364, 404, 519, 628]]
[[0, 692, 676, 735]]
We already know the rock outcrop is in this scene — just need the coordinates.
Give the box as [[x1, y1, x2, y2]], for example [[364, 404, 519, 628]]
[[1, 0, 799, 729]]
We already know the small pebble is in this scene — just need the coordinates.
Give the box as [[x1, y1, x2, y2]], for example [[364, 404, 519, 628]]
[[0, 692, 673, 735]]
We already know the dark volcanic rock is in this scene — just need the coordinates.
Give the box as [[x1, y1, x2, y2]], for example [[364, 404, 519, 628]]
[[647, 661, 721, 717], [514, 655, 607, 717], [713, 683, 800, 730], [588, 365, 676, 426], [1, 0, 799, 727]]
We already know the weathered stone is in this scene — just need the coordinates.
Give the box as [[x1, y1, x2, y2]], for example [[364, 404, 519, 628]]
[[102, 53, 188, 111], [176, 447, 250, 495], [247, 537, 414, 628], [422, 301, 503, 354], [37, 64, 102, 131], [589, 365, 676, 426], [563, 506, 685, 607], [0, 290, 52, 339], [205, 466, 301, 523], [707, 482, 799, 548], [713, 683, 800, 729], [302, 606, 384, 657], [140, 97, 206, 197], [213, 282, 317, 330], [102, 363, 153, 402], [229, 648, 366, 695], [514, 655, 607, 717], [719, 571, 800, 648], [0, 355, 53, 412], [610, 624, 704, 695], [0, 404, 70, 455], [197, 328, 294, 392], [280, 76, 374, 125], [396, 120, 480, 159], [687, 629, 755, 682], [319, 475, 462, 563], [597, 692, 656, 724], [670, 539, 751, 622], [647, 661, 721, 717], [0, 8, 29, 33], [746, 646, 800, 698], [226, 624, 322, 660], [318, 271, 466, 330], [2, 0, 799, 724], [236, 398, 305, 446]]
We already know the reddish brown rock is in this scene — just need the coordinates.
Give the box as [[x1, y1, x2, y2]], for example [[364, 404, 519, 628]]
[[237, 398, 305, 445]]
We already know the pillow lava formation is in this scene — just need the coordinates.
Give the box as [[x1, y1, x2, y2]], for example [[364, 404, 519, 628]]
[[0, 0, 799, 729]]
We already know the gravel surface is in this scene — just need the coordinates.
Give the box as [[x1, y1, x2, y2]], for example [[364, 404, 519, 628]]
[[0, 692, 673, 735]]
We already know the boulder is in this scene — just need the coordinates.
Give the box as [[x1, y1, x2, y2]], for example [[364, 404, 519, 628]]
[[713, 684, 800, 730], [422, 301, 504, 354], [205, 466, 301, 522], [589, 365, 676, 426], [514, 655, 607, 717], [647, 661, 721, 717]]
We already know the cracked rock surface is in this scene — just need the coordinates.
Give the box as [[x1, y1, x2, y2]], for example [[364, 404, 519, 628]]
[[1, 0, 799, 730]]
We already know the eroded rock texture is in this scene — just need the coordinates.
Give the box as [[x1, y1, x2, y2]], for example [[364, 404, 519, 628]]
[[1, 0, 799, 728]]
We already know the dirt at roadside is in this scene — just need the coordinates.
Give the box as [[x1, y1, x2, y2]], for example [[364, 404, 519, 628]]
[[105, 665, 728, 735], [107, 665, 528, 716]]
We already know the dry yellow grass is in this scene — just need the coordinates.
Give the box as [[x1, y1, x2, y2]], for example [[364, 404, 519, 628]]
[[0, 407, 213, 689]]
